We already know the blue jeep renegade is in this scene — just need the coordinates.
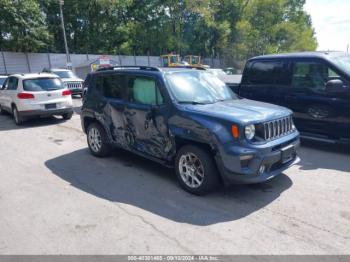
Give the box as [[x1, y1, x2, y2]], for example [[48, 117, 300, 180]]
[[81, 66, 300, 195]]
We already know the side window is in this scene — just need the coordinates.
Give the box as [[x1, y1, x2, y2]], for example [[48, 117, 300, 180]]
[[7, 77, 18, 90], [291, 62, 341, 92], [103, 74, 124, 99], [128, 76, 164, 105], [95, 75, 104, 92], [1, 78, 9, 90], [247, 61, 289, 85], [328, 68, 341, 79], [162, 57, 169, 67], [96, 74, 125, 99]]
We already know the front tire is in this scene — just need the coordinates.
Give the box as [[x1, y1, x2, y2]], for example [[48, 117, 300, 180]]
[[12, 106, 23, 125], [87, 122, 112, 157], [175, 145, 219, 195]]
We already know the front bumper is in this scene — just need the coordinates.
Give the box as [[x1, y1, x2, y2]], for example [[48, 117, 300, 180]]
[[216, 132, 300, 185], [19, 107, 74, 118]]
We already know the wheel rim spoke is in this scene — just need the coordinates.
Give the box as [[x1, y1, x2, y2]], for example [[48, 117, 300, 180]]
[[88, 127, 102, 152], [179, 152, 205, 189]]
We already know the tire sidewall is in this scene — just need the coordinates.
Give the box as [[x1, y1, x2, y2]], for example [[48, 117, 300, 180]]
[[12, 106, 22, 125], [63, 112, 73, 120], [87, 122, 112, 157], [175, 145, 219, 195]]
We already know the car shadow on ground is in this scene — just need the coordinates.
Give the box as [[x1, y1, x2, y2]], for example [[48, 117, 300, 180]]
[[297, 139, 350, 172], [0, 107, 81, 131], [0, 113, 67, 131], [45, 148, 293, 226]]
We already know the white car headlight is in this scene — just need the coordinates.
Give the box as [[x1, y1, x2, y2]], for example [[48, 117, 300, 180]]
[[245, 124, 255, 140]]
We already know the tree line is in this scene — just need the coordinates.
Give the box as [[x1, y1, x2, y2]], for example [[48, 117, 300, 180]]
[[0, 0, 317, 61]]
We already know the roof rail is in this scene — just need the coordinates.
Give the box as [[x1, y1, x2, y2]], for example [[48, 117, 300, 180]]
[[96, 66, 161, 72]]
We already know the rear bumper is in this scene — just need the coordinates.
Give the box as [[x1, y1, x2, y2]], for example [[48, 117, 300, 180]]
[[216, 133, 300, 185], [19, 107, 73, 118]]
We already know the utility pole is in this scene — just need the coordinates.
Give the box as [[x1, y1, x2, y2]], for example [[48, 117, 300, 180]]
[[347, 43, 349, 53], [59, 0, 71, 69]]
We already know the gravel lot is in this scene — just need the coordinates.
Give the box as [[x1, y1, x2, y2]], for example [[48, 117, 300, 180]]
[[0, 98, 349, 255]]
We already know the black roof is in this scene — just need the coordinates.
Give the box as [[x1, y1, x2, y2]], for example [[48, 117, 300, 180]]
[[249, 51, 348, 61]]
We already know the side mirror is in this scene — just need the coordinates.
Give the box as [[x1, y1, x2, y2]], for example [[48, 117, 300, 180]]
[[325, 79, 347, 93]]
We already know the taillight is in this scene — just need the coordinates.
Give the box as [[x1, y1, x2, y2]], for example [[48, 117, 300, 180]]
[[62, 90, 72, 96], [17, 93, 34, 99]]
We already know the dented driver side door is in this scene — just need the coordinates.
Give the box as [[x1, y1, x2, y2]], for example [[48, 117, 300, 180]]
[[124, 74, 172, 160]]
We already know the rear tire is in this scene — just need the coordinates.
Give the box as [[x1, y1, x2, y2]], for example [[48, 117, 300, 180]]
[[86, 122, 112, 157], [175, 145, 219, 195], [62, 112, 73, 120], [12, 106, 23, 125]]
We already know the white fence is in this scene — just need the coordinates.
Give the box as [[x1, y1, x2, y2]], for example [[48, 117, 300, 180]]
[[0, 51, 222, 77]]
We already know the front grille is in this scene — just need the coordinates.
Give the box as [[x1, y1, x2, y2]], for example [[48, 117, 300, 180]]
[[262, 115, 294, 141], [65, 82, 82, 89]]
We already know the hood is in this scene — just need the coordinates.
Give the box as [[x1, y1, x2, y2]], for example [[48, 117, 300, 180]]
[[60, 77, 83, 82], [182, 99, 292, 124]]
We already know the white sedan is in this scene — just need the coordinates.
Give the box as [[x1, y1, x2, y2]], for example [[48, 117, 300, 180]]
[[0, 73, 74, 125]]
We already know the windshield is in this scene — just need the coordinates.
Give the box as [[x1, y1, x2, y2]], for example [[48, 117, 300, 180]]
[[53, 71, 75, 78], [192, 56, 199, 64], [329, 55, 350, 73], [23, 78, 63, 91], [165, 71, 237, 104], [170, 56, 178, 64]]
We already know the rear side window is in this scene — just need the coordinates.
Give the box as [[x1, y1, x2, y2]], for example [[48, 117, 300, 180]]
[[0, 78, 7, 86], [6, 77, 18, 90], [96, 74, 124, 99], [127, 76, 164, 105], [246, 61, 289, 85], [23, 78, 63, 91]]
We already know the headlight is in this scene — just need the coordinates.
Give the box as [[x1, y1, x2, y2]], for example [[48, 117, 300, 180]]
[[245, 124, 255, 140]]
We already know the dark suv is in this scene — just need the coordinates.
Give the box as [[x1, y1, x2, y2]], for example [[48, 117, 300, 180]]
[[81, 66, 300, 195], [238, 52, 350, 143]]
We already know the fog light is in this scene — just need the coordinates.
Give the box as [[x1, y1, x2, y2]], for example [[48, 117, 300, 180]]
[[258, 165, 266, 175]]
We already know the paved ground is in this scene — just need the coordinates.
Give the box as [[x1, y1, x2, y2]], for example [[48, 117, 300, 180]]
[[0, 98, 350, 255]]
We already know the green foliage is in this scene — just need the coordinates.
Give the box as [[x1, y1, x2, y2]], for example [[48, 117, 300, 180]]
[[232, 0, 317, 60], [0, 0, 317, 60], [0, 0, 52, 52]]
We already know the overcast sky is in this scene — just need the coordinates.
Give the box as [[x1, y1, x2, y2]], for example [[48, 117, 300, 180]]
[[304, 0, 350, 52]]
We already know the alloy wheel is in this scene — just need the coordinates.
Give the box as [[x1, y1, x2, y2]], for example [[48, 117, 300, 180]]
[[88, 127, 102, 153], [179, 152, 205, 188]]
